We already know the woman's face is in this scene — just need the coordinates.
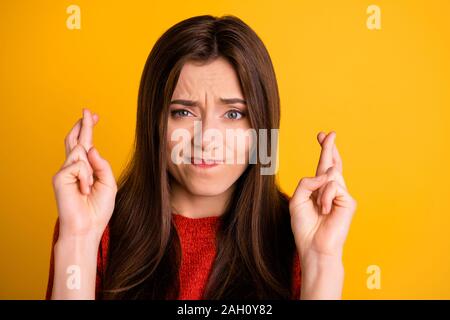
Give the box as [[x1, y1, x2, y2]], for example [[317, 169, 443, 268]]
[[167, 56, 252, 196]]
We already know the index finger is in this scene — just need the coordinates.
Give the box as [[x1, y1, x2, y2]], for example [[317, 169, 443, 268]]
[[317, 131, 343, 173], [315, 131, 336, 177], [79, 108, 95, 152], [332, 142, 343, 173], [64, 113, 99, 157]]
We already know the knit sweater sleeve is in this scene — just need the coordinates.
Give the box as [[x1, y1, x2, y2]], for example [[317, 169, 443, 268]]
[[45, 218, 109, 300]]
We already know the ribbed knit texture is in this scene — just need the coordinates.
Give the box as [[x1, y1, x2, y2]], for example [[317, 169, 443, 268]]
[[46, 213, 301, 299]]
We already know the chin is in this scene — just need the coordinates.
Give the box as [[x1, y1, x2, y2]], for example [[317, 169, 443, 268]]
[[184, 180, 231, 197]]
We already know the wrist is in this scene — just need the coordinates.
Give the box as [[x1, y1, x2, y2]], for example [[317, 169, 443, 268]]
[[57, 221, 103, 246], [299, 249, 345, 300], [55, 234, 100, 257], [300, 249, 344, 272], [52, 234, 98, 300]]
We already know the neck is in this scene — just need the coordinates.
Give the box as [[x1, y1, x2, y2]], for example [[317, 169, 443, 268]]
[[170, 179, 234, 219]]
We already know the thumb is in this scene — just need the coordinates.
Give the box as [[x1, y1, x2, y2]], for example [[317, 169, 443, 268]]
[[87, 146, 116, 189], [293, 174, 328, 204]]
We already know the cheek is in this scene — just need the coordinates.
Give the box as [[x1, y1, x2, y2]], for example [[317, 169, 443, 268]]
[[166, 129, 175, 164], [238, 122, 253, 157], [224, 130, 253, 164], [166, 121, 194, 162], [226, 162, 248, 178], [166, 126, 187, 180]]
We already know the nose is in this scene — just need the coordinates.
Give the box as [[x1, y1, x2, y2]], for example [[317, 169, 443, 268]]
[[192, 114, 222, 155]]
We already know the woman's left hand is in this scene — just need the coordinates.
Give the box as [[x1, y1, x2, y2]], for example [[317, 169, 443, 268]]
[[289, 131, 357, 262]]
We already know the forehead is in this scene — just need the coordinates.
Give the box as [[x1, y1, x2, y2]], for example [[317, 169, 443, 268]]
[[173, 57, 244, 98]]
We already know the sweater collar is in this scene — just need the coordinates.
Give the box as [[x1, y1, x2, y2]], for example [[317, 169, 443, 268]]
[[172, 212, 222, 238]]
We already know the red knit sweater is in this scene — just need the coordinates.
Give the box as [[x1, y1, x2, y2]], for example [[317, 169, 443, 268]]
[[46, 213, 301, 299]]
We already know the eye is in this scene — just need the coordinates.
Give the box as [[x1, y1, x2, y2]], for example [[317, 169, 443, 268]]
[[171, 109, 194, 118], [224, 109, 245, 120]]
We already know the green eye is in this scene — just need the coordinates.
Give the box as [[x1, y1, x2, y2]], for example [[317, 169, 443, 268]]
[[225, 110, 244, 120]]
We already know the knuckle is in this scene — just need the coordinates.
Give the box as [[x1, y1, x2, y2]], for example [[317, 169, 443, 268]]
[[52, 173, 60, 186], [71, 145, 90, 164], [81, 158, 93, 174], [327, 166, 339, 176], [288, 198, 297, 211], [325, 179, 337, 189], [67, 144, 83, 159], [76, 159, 87, 171], [298, 177, 307, 187], [74, 143, 86, 152], [79, 160, 93, 176]]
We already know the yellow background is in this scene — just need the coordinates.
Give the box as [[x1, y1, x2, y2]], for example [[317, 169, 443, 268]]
[[1, 0, 449, 299]]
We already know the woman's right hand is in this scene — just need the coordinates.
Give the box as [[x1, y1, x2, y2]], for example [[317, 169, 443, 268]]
[[52, 108, 117, 244]]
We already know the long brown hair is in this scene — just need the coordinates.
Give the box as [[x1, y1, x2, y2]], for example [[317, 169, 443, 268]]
[[103, 14, 296, 299]]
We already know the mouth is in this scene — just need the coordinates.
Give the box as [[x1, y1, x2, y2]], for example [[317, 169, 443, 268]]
[[190, 157, 224, 168]]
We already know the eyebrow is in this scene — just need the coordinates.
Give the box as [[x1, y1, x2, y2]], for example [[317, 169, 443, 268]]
[[170, 97, 247, 106]]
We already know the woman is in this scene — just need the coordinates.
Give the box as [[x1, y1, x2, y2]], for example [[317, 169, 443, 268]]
[[47, 14, 357, 300]]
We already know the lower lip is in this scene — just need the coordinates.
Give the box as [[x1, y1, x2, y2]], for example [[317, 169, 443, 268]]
[[193, 163, 218, 168], [191, 159, 222, 168]]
